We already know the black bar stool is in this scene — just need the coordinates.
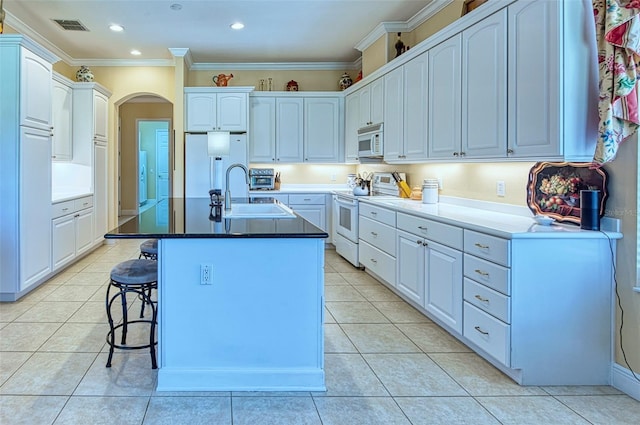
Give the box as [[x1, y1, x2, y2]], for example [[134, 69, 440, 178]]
[[106, 258, 158, 369], [139, 239, 158, 260], [138, 239, 158, 318]]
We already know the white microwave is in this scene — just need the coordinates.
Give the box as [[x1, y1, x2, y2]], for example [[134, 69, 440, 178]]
[[357, 123, 383, 159]]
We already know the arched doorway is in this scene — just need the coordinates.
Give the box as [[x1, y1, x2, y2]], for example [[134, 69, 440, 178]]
[[117, 94, 173, 223]]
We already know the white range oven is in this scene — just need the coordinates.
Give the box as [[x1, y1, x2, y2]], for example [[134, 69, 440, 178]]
[[332, 172, 405, 267]]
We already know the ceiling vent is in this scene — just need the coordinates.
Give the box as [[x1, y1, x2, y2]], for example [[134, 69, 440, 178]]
[[53, 19, 89, 31]]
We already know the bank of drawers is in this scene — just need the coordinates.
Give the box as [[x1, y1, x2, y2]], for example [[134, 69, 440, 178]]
[[358, 202, 396, 286], [359, 216, 396, 256], [462, 229, 512, 366], [52, 195, 93, 219]]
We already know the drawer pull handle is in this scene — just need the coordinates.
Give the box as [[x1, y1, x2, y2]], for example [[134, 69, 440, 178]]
[[474, 243, 489, 249], [371, 232, 378, 237], [418, 226, 428, 231], [370, 211, 377, 215], [83, 202, 89, 206], [62, 208, 69, 211], [474, 294, 490, 303], [474, 326, 489, 335], [370, 258, 377, 264], [303, 198, 311, 201], [474, 269, 490, 277]]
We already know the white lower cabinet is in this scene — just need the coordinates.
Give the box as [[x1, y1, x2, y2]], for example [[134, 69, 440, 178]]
[[288, 194, 327, 231], [396, 229, 425, 305], [424, 240, 463, 332], [396, 215, 463, 332], [52, 197, 94, 271], [355, 202, 615, 386]]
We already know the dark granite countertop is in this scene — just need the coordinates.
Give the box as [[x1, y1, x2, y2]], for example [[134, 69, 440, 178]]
[[105, 198, 328, 239]]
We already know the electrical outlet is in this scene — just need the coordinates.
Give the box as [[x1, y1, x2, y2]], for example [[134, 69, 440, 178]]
[[496, 181, 506, 197], [330, 173, 337, 181], [200, 264, 213, 285]]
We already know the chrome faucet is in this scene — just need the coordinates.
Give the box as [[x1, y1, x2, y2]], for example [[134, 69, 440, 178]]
[[225, 163, 250, 210]]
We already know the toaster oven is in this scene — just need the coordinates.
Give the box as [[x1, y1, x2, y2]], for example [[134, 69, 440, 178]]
[[249, 168, 275, 190]]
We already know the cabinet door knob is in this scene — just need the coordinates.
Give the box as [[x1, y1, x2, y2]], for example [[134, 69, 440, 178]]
[[459, 151, 465, 157], [507, 148, 514, 155], [453, 152, 459, 157]]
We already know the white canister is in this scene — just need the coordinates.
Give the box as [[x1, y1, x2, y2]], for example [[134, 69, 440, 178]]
[[422, 179, 439, 204]]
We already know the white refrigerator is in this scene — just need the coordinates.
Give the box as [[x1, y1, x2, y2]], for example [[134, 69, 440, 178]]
[[184, 133, 249, 198]]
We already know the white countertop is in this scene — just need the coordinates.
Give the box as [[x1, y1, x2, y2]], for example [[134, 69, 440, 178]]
[[52, 189, 92, 203], [359, 197, 622, 240]]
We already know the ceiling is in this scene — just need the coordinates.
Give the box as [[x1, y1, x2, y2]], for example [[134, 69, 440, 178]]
[[3, 0, 445, 67]]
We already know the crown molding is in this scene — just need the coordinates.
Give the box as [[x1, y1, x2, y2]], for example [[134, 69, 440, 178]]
[[66, 58, 175, 67], [168, 48, 193, 68], [354, 0, 453, 52], [407, 0, 455, 31], [5, 12, 68, 64], [189, 61, 359, 71]]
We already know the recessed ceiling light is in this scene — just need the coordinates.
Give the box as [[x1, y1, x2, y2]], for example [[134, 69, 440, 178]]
[[230, 22, 244, 30], [130, 49, 141, 56], [109, 24, 124, 32], [170, 3, 182, 11]]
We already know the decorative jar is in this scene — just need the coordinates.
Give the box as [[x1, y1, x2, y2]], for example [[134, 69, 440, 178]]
[[339, 72, 353, 90], [75, 65, 94, 82]]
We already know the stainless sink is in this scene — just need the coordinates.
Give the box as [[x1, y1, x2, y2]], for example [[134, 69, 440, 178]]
[[224, 202, 296, 219]]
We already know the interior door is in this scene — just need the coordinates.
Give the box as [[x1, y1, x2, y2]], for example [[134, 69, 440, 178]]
[[156, 129, 169, 200]]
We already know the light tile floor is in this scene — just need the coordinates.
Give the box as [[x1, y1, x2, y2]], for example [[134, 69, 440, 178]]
[[1, 240, 638, 424]]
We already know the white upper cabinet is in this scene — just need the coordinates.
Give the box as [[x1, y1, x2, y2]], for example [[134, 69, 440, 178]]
[[249, 96, 277, 162], [20, 47, 53, 131], [383, 67, 404, 160], [185, 89, 249, 132], [93, 91, 108, 140], [276, 97, 304, 163], [357, 77, 384, 127], [462, 9, 507, 158], [384, 52, 429, 163], [344, 92, 360, 162], [304, 97, 342, 162], [72, 84, 111, 166], [52, 75, 73, 161], [249, 93, 342, 163], [507, 0, 560, 159], [507, 0, 596, 160], [428, 35, 462, 159], [402, 51, 429, 162]]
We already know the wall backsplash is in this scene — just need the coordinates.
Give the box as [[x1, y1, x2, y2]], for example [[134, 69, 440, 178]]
[[355, 162, 536, 206], [249, 161, 535, 206]]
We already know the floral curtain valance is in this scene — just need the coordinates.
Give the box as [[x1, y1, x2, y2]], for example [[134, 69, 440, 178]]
[[593, 0, 640, 167]]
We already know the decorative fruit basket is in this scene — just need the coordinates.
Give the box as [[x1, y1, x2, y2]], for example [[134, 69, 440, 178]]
[[526, 162, 608, 225]]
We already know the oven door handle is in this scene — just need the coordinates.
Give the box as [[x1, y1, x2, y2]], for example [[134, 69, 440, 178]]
[[335, 196, 358, 207]]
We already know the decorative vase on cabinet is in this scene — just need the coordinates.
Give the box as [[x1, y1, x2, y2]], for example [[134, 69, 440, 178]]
[[75, 65, 94, 82], [339, 73, 353, 91]]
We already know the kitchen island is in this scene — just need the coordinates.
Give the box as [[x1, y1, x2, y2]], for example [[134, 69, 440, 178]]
[[106, 197, 328, 391]]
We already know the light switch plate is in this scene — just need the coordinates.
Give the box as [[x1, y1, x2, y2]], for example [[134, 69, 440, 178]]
[[496, 181, 506, 197]]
